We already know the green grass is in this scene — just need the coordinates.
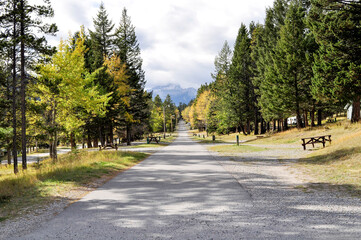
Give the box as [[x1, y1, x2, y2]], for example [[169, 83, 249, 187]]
[[128, 143, 167, 148], [0, 150, 148, 221], [209, 144, 268, 155], [297, 128, 361, 196]]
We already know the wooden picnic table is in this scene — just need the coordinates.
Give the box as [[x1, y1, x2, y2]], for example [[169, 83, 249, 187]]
[[99, 143, 118, 150], [301, 135, 331, 150], [148, 136, 160, 144]]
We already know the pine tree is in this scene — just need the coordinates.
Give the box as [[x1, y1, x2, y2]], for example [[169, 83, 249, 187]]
[[228, 24, 254, 135], [257, 0, 290, 129], [89, 2, 114, 71], [309, 0, 361, 122], [0, 0, 57, 172], [115, 8, 149, 145]]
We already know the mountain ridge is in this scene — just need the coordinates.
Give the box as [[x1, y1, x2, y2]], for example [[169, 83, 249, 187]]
[[149, 84, 197, 105]]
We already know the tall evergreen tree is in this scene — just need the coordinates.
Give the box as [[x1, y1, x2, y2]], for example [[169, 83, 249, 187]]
[[210, 41, 235, 134], [271, 0, 312, 129], [87, 3, 117, 148], [115, 8, 150, 145], [89, 2, 114, 71], [228, 24, 255, 134], [257, 0, 290, 129], [0, 0, 57, 173], [309, 0, 361, 122]]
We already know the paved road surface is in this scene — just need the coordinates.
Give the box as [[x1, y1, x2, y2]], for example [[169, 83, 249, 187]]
[[13, 121, 361, 239]]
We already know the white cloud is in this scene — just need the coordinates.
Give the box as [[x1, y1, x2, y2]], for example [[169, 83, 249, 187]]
[[37, 0, 275, 89]]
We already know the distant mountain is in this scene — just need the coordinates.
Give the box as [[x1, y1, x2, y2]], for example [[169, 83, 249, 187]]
[[149, 84, 197, 105]]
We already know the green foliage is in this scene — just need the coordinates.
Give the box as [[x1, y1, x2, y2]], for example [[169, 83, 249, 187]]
[[309, 0, 361, 122]]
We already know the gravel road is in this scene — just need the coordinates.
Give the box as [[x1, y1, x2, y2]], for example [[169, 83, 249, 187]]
[[3, 121, 361, 239]]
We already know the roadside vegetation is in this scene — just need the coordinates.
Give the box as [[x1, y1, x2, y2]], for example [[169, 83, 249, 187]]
[[0, 150, 148, 222], [198, 119, 361, 197]]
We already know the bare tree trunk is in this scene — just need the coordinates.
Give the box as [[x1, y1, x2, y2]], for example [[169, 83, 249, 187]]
[[304, 110, 309, 127], [284, 119, 288, 131], [351, 96, 360, 123], [49, 139, 53, 159], [277, 119, 281, 132], [70, 132, 76, 149], [261, 118, 266, 134], [99, 126, 105, 147], [7, 146, 11, 165], [254, 112, 259, 135], [87, 134, 92, 148], [126, 124, 131, 146], [317, 109, 322, 126], [273, 120, 276, 132], [20, 0, 27, 170], [109, 121, 113, 145], [310, 111, 315, 127], [12, 0, 18, 174], [246, 119, 250, 135], [93, 137, 98, 148]]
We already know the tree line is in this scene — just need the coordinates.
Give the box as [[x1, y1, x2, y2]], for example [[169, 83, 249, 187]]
[[182, 0, 361, 135], [0, 1, 179, 174]]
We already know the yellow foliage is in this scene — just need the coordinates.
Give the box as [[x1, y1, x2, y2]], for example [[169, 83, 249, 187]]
[[195, 90, 211, 122], [103, 54, 132, 107]]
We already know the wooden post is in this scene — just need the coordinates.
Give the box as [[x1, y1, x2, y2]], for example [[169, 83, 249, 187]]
[[302, 139, 306, 150]]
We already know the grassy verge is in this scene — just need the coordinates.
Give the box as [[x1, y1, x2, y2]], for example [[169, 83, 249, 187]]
[[189, 130, 257, 144], [0, 150, 148, 221], [128, 143, 167, 148], [297, 128, 361, 196], [209, 144, 268, 155]]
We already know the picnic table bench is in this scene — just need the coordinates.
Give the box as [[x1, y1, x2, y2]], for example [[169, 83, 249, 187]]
[[147, 136, 160, 144], [301, 135, 331, 150], [99, 143, 118, 150]]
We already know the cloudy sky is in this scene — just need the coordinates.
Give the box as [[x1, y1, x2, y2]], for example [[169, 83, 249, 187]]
[[44, 0, 275, 89]]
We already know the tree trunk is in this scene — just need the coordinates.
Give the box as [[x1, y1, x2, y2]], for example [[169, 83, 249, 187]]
[[317, 109, 322, 126], [100, 126, 105, 147], [310, 111, 315, 127], [304, 110, 309, 127], [93, 137, 98, 148], [351, 96, 360, 123], [240, 125, 248, 136], [70, 132, 76, 149], [20, 0, 27, 170], [109, 121, 114, 145], [87, 134, 92, 148], [126, 124, 131, 146], [7, 146, 11, 165], [273, 120, 276, 132], [49, 140, 53, 159], [52, 129, 57, 162], [12, 0, 18, 174], [277, 119, 281, 132], [284, 119, 288, 131], [247, 119, 251, 135], [261, 118, 266, 134], [254, 112, 259, 135]]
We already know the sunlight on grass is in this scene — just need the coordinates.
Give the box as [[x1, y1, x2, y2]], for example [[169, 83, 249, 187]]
[[296, 127, 361, 196], [0, 151, 148, 220]]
